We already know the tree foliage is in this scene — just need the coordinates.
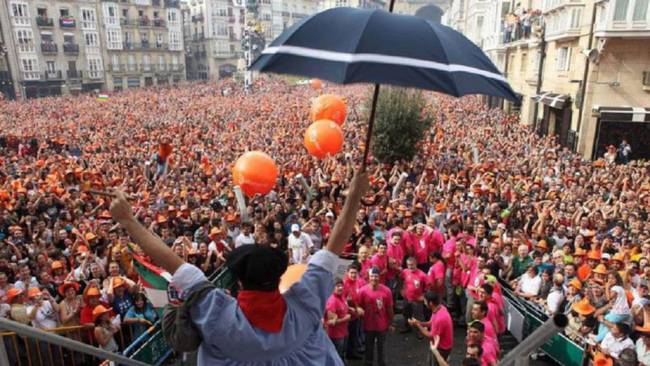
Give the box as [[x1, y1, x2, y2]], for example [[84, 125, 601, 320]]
[[367, 87, 433, 164]]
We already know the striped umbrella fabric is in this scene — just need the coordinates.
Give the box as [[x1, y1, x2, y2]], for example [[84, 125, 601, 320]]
[[250, 7, 518, 102]]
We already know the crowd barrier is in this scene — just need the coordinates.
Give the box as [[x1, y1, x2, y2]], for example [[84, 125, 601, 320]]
[[500, 283, 587, 366], [122, 265, 237, 364]]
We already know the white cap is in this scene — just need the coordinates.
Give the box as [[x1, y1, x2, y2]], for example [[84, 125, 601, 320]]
[[325, 212, 334, 218], [291, 224, 300, 232]]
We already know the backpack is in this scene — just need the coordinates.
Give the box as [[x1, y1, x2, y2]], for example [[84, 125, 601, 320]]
[[162, 281, 216, 352]]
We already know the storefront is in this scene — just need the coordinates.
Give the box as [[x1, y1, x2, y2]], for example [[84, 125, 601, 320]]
[[592, 106, 650, 161], [533, 92, 574, 149]]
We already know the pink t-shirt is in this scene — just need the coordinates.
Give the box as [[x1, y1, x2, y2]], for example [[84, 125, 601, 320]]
[[386, 244, 405, 281], [358, 284, 393, 332], [428, 305, 454, 351], [400, 268, 428, 301], [343, 276, 366, 320], [481, 317, 497, 341], [486, 299, 505, 334], [360, 259, 372, 281], [482, 337, 499, 366], [325, 293, 350, 339], [429, 229, 444, 253], [427, 260, 445, 295], [407, 232, 433, 264]]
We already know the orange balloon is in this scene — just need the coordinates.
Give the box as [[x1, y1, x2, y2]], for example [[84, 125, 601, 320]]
[[232, 151, 279, 197], [279, 264, 307, 293], [310, 94, 347, 125], [310, 78, 322, 90], [304, 120, 344, 159]]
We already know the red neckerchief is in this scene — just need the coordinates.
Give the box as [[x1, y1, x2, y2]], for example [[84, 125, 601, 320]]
[[237, 290, 287, 333]]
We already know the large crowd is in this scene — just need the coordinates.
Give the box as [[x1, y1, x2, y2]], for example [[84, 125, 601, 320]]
[[1, 76, 649, 366]]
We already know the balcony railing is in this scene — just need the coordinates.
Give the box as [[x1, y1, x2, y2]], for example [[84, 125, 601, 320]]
[[59, 17, 76, 28], [41, 42, 58, 53], [192, 14, 204, 22], [152, 0, 161, 6], [214, 51, 234, 59], [141, 63, 153, 72], [36, 16, 54, 27], [165, 0, 180, 8], [87, 71, 104, 80], [502, 13, 542, 44], [22, 71, 41, 81], [139, 17, 150, 26], [139, 41, 152, 49], [153, 18, 166, 27], [67, 70, 83, 79], [123, 41, 135, 50], [63, 43, 80, 54], [154, 42, 168, 49], [43, 70, 63, 80], [121, 18, 134, 26], [594, 0, 650, 36]]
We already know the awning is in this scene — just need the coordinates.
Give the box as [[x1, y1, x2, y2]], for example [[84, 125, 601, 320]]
[[595, 106, 650, 122], [534, 92, 570, 109]]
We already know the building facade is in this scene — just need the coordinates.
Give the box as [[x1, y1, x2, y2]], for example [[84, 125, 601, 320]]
[[448, 0, 649, 160], [0, 0, 184, 99]]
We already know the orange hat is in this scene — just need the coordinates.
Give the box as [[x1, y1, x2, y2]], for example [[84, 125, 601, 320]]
[[6, 288, 24, 304], [209, 227, 223, 237], [435, 203, 446, 212], [28, 287, 42, 298], [92, 305, 113, 322], [611, 253, 625, 263], [51, 261, 64, 270], [83, 286, 101, 301], [58, 281, 80, 297], [587, 250, 601, 261], [112, 277, 127, 289], [76, 245, 89, 254], [398, 204, 408, 211], [85, 232, 97, 241], [593, 264, 608, 275], [573, 248, 587, 257], [536, 240, 548, 250], [593, 352, 613, 366], [225, 214, 237, 223], [568, 278, 582, 290], [571, 298, 595, 315], [157, 215, 168, 224], [98, 210, 112, 220]]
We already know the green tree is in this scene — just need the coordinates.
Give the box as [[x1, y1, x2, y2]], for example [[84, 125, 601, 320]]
[[368, 87, 433, 164]]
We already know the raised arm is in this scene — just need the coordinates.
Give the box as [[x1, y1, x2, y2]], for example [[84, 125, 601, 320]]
[[110, 191, 184, 274], [325, 172, 369, 256]]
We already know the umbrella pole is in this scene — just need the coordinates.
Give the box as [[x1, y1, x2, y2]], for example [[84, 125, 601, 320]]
[[360, 0, 395, 172], [361, 84, 380, 172]]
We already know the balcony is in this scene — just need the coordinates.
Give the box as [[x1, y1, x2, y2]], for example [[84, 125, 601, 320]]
[[123, 41, 135, 50], [43, 70, 63, 80], [153, 18, 166, 27], [165, 0, 180, 8], [141, 63, 153, 72], [63, 43, 80, 54], [67, 70, 83, 79], [152, 0, 161, 6], [193, 32, 205, 40], [228, 16, 236, 23], [87, 71, 104, 80], [22, 71, 41, 81], [36, 16, 54, 27], [139, 17, 150, 26], [41, 42, 58, 54], [139, 41, 152, 49], [502, 13, 543, 45], [121, 18, 135, 26], [594, 0, 650, 37], [544, 6, 583, 41], [214, 51, 234, 59], [192, 14, 204, 22], [154, 42, 168, 50], [59, 17, 76, 28]]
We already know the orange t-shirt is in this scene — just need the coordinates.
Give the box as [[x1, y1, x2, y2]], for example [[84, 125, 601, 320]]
[[577, 264, 592, 281]]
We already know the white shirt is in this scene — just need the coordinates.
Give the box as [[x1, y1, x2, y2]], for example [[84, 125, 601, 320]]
[[546, 287, 565, 315], [27, 301, 59, 330], [520, 274, 542, 296], [288, 232, 314, 264], [636, 338, 650, 366], [234, 233, 255, 248], [601, 332, 634, 358], [13, 277, 39, 291]]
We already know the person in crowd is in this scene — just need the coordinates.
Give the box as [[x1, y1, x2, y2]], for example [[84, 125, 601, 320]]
[[359, 267, 394, 366], [93, 305, 120, 352], [325, 279, 351, 359], [124, 292, 158, 337], [400, 257, 428, 333], [409, 292, 453, 364]]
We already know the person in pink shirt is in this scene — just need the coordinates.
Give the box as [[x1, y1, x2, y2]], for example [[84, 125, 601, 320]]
[[470, 301, 496, 341], [370, 242, 389, 284], [405, 224, 436, 273], [386, 231, 405, 300], [325, 280, 351, 359], [428, 252, 445, 297], [343, 263, 365, 360], [409, 292, 454, 362], [358, 246, 372, 282], [358, 267, 393, 366], [399, 257, 428, 333], [478, 283, 505, 335], [466, 321, 498, 366]]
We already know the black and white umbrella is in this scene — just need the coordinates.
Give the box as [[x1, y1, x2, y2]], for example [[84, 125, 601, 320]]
[[250, 4, 519, 168]]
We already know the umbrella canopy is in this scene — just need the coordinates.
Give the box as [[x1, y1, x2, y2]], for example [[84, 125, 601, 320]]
[[250, 7, 518, 102]]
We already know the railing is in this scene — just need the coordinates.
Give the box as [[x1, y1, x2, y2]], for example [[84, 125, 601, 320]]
[[139, 41, 152, 49], [153, 18, 166, 27], [165, 0, 180, 8], [21, 71, 41, 80], [123, 41, 135, 50], [139, 17, 150, 26], [44, 70, 63, 80], [36, 16, 54, 27], [121, 18, 135, 26], [59, 17, 76, 28], [41, 42, 58, 53], [87, 71, 104, 80], [192, 13, 204, 22], [152, 0, 161, 6], [67, 70, 83, 79], [502, 13, 543, 44], [63, 43, 80, 53]]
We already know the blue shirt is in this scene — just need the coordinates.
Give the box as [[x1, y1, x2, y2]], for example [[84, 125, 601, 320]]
[[172, 249, 344, 366]]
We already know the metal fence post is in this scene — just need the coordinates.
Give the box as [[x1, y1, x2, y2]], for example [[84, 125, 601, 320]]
[[0, 336, 10, 366]]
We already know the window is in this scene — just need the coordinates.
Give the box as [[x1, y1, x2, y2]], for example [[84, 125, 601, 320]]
[[262, 12, 271, 21], [143, 55, 151, 70], [167, 9, 179, 26], [633, 0, 648, 20], [614, 0, 630, 20], [158, 55, 165, 69], [20, 57, 39, 80], [122, 9, 129, 18], [103, 3, 118, 26], [520, 52, 527, 72], [124, 32, 133, 43], [570, 8, 581, 29], [85, 32, 99, 47], [555, 47, 570, 71], [138, 10, 144, 17], [60, 8, 70, 17], [37, 8, 47, 17], [156, 33, 164, 45], [128, 54, 136, 71], [46, 61, 56, 73], [87, 57, 103, 79], [169, 31, 182, 50], [15, 29, 34, 53], [111, 55, 120, 70], [107, 28, 122, 49], [215, 23, 229, 36], [41, 33, 53, 42], [476, 15, 484, 32], [64, 34, 75, 44], [81, 8, 97, 29], [10, 2, 29, 26], [212, 7, 228, 17]]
